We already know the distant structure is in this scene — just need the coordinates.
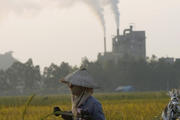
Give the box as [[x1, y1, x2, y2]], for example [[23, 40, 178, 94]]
[[98, 25, 146, 64], [159, 57, 174, 64], [115, 85, 135, 92], [175, 58, 180, 63], [0, 51, 17, 70]]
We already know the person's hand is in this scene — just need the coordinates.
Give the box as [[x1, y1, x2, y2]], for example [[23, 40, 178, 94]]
[[62, 111, 73, 120], [80, 109, 92, 120], [53, 106, 61, 116]]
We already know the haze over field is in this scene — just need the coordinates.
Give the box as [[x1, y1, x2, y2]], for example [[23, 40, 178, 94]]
[[0, 0, 180, 68]]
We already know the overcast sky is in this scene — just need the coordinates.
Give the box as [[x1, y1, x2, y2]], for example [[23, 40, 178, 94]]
[[0, 0, 179, 68]]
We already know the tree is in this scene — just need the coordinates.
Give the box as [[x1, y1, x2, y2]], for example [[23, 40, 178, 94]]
[[42, 62, 73, 93]]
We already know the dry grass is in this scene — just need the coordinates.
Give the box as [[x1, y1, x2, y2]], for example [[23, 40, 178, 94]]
[[0, 92, 169, 120]]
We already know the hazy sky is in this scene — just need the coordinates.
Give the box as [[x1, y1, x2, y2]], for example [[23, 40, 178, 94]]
[[0, 0, 180, 68]]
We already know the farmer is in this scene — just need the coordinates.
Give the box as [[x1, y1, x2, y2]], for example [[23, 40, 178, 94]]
[[59, 68, 105, 120]]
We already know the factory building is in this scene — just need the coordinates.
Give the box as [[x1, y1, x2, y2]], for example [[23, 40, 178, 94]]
[[98, 25, 146, 64], [159, 57, 174, 64]]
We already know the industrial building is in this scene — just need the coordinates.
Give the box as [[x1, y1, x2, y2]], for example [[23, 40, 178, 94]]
[[98, 25, 146, 64]]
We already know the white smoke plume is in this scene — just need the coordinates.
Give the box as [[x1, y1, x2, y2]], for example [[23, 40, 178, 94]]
[[51, 0, 106, 36], [102, 0, 120, 29], [0, 0, 107, 36], [83, 0, 106, 36], [0, 0, 42, 19]]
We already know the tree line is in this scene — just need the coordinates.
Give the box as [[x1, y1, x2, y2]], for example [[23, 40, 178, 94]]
[[0, 56, 180, 95]]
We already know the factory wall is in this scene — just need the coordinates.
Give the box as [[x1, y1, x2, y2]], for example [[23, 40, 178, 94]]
[[98, 26, 146, 64]]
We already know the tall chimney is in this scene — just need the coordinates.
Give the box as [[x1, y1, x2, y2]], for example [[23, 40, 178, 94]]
[[130, 25, 133, 32], [104, 37, 107, 53], [117, 28, 119, 36]]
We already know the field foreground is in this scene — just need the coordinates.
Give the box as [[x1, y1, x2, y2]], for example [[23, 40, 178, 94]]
[[0, 92, 169, 120]]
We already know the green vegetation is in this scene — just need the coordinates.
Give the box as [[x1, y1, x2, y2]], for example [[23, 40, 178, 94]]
[[0, 55, 180, 95]]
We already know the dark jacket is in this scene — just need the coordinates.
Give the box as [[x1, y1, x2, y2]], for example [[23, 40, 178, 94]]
[[78, 96, 105, 120]]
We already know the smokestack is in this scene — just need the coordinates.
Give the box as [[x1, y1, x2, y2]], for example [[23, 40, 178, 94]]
[[104, 36, 107, 53], [117, 28, 119, 36], [130, 25, 133, 32]]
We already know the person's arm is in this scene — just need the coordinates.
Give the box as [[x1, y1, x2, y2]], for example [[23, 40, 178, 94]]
[[53, 107, 73, 120], [61, 112, 73, 120]]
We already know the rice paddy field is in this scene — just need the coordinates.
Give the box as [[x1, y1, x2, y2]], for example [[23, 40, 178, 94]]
[[0, 92, 169, 120]]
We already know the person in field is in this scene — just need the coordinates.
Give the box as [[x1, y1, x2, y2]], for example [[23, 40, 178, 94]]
[[59, 68, 105, 120]]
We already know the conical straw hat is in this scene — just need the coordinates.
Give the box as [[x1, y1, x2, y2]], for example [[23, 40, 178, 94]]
[[60, 68, 98, 89]]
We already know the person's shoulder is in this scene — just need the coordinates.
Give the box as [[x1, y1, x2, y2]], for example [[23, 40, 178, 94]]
[[86, 96, 102, 106], [88, 96, 105, 120]]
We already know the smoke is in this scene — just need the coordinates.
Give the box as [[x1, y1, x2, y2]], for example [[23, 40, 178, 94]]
[[1, 0, 106, 36], [102, 0, 120, 29], [83, 0, 106, 36], [51, 0, 106, 36], [0, 0, 108, 36], [51, 0, 121, 36], [0, 0, 42, 19]]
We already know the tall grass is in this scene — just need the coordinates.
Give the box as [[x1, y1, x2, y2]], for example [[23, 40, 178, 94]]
[[22, 94, 36, 120], [0, 92, 169, 120]]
